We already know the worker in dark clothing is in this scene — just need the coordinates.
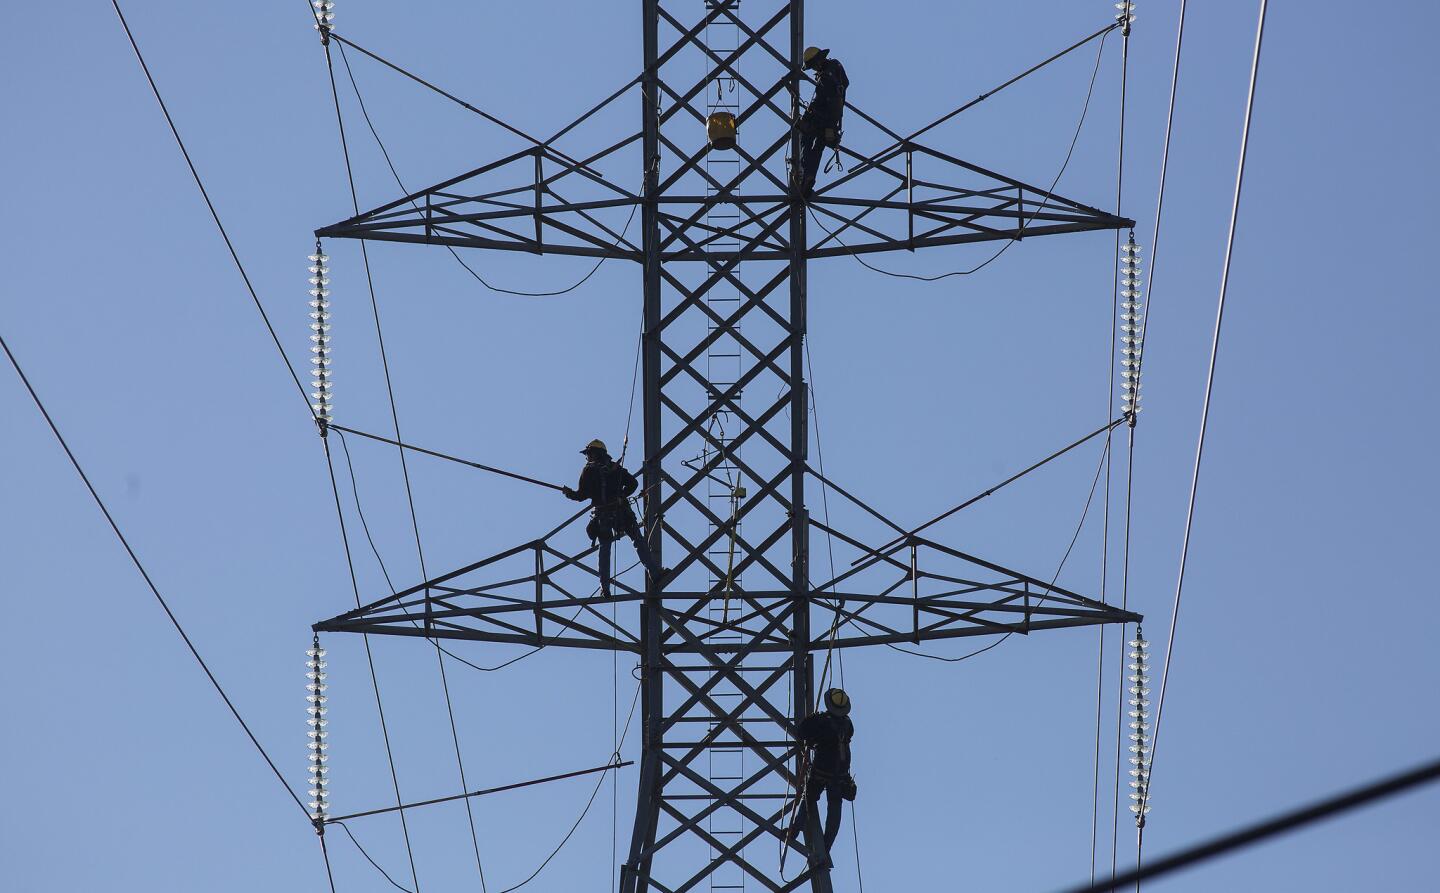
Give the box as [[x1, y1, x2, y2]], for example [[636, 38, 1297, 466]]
[[791, 687, 856, 853], [796, 46, 848, 199], [563, 439, 664, 596]]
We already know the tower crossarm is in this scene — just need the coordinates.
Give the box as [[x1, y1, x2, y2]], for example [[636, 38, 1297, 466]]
[[310, 3, 1145, 890]]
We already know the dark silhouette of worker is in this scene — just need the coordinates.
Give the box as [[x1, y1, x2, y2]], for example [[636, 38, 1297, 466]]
[[791, 687, 856, 855], [563, 439, 663, 596], [796, 47, 848, 199]]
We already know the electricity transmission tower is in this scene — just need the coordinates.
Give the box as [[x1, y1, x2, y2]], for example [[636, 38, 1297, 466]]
[[313, 2, 1139, 890]]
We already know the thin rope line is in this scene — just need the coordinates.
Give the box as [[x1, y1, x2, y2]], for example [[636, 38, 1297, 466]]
[[334, 821, 417, 893], [0, 328, 309, 819], [497, 681, 642, 893], [805, 340, 864, 890], [804, 340, 844, 698], [1148, 0, 1270, 835], [109, 0, 311, 413]]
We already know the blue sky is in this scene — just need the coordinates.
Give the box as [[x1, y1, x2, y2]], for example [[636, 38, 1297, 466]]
[[2, 1, 1437, 891]]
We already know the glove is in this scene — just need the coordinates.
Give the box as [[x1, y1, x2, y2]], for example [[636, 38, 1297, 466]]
[[563, 486, 578, 500]]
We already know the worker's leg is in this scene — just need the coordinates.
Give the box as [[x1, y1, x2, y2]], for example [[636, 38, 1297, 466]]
[[822, 785, 844, 850], [598, 535, 614, 597], [790, 780, 823, 842], [621, 515, 662, 578], [799, 130, 825, 196]]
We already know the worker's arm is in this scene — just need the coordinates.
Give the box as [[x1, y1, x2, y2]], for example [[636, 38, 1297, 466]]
[[619, 466, 640, 499], [795, 712, 823, 744], [563, 467, 591, 501]]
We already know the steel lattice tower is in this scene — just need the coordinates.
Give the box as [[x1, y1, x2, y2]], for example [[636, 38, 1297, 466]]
[[314, 2, 1140, 890]]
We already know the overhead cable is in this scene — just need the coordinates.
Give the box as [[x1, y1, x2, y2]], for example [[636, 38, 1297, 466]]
[[0, 328, 308, 820], [109, 0, 311, 415], [1146, 0, 1270, 824], [1058, 756, 1440, 893]]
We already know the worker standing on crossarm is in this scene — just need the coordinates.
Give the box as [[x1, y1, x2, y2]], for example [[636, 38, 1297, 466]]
[[796, 46, 848, 200], [791, 687, 857, 854], [563, 439, 664, 596]]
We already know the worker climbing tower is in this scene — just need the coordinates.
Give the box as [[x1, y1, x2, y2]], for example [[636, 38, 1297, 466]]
[[313, 2, 1140, 890]]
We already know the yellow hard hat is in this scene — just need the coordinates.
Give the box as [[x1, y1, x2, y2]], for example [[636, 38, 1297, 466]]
[[803, 46, 829, 68], [824, 687, 851, 716], [582, 439, 608, 454]]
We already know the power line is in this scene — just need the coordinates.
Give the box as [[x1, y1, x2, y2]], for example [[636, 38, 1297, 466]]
[[1058, 755, 1440, 893], [1146, 0, 1270, 829], [108, 0, 311, 415], [0, 328, 308, 820]]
